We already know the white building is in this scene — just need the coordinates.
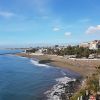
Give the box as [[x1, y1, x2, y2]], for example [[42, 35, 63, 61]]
[[79, 40, 100, 50], [89, 40, 100, 50]]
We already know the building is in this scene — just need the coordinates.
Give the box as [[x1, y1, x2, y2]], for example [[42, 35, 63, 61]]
[[89, 40, 100, 50], [79, 40, 100, 50], [79, 42, 90, 48]]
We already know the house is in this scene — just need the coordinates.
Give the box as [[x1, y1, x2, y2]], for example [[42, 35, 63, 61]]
[[89, 40, 100, 50], [79, 40, 100, 50]]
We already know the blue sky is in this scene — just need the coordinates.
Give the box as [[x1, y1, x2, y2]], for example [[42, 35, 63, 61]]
[[0, 0, 100, 47]]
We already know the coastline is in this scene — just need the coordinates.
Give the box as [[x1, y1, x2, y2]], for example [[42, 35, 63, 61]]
[[15, 53, 100, 77], [15, 53, 100, 99], [44, 76, 82, 100]]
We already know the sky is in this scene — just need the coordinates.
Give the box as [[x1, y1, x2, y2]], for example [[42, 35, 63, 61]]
[[0, 0, 100, 47]]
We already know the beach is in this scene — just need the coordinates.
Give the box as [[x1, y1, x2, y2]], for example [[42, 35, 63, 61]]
[[16, 53, 100, 77], [15, 52, 100, 99], [15, 53, 83, 99]]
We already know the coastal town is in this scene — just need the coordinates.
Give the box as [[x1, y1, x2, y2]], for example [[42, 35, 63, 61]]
[[1, 0, 100, 100], [16, 40, 100, 100], [25, 40, 100, 59]]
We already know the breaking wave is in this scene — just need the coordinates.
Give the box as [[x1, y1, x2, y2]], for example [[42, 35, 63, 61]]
[[30, 59, 50, 68]]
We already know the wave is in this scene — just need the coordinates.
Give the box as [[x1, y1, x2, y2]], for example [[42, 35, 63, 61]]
[[45, 76, 76, 100], [30, 59, 50, 68]]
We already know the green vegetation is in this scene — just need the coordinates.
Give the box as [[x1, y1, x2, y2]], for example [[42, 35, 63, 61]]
[[25, 46, 100, 58], [26, 48, 38, 53], [46, 46, 100, 58]]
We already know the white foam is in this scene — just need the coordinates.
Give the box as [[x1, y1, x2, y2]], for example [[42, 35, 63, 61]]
[[56, 77, 75, 84], [30, 59, 50, 68], [45, 76, 76, 100]]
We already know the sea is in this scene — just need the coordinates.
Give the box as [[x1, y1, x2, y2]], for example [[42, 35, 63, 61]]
[[0, 50, 80, 100]]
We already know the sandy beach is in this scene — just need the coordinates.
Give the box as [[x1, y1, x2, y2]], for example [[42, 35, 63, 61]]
[[15, 53, 100, 77], [15, 52, 100, 100]]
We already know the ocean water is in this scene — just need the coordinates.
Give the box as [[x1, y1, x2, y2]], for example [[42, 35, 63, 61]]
[[0, 50, 80, 100]]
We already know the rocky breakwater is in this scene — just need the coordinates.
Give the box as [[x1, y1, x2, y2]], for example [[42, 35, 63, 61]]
[[45, 76, 82, 100]]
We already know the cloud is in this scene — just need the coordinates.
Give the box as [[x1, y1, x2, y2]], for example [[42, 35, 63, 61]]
[[65, 32, 72, 36], [0, 11, 15, 18], [86, 25, 100, 34], [53, 27, 60, 32]]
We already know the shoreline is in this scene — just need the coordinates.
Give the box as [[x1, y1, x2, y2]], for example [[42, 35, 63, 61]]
[[45, 76, 82, 100], [28, 55, 83, 100], [15, 53, 100, 77], [16, 53, 82, 76], [15, 53, 89, 100]]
